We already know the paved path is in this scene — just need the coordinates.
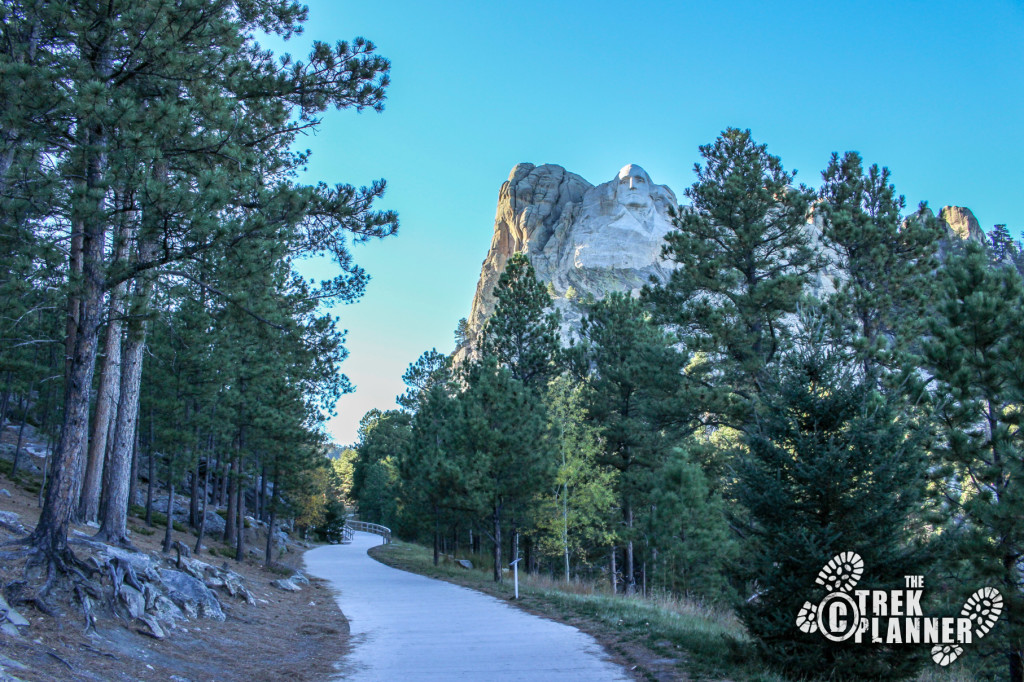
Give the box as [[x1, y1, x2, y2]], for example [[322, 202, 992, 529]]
[[304, 532, 630, 681]]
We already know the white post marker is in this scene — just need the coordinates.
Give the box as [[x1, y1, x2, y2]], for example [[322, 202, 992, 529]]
[[510, 558, 522, 600]]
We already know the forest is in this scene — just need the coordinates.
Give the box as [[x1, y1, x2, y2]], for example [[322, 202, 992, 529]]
[[0, 1, 391, 584], [351, 129, 1024, 680]]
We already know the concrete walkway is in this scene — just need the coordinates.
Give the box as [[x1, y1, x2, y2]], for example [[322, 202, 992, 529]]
[[304, 532, 630, 681]]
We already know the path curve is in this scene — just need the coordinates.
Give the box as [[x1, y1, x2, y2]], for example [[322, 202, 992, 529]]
[[305, 532, 630, 681]]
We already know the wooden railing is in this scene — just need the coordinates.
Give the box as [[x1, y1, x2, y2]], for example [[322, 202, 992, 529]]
[[344, 519, 392, 544]]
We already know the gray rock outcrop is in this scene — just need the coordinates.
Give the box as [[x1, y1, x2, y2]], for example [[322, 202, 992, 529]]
[[158, 569, 225, 621], [939, 205, 986, 243], [461, 162, 991, 345], [464, 163, 677, 344], [466, 163, 591, 335]]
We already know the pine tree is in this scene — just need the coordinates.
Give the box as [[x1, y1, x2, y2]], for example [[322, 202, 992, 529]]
[[479, 253, 561, 391], [645, 128, 819, 428], [644, 445, 734, 602], [817, 151, 942, 380], [396, 349, 451, 412], [735, 317, 929, 679], [579, 292, 693, 592], [0, 1, 396, 567], [923, 240, 1024, 681], [402, 383, 468, 565], [353, 410, 411, 528], [988, 224, 1016, 263], [454, 356, 553, 582]]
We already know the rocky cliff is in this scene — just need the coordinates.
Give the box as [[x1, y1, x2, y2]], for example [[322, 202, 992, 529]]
[[465, 163, 679, 342], [462, 162, 987, 346]]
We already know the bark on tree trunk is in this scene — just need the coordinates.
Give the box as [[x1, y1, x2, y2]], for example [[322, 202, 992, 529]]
[[610, 545, 618, 594], [79, 212, 130, 523], [195, 434, 214, 555], [95, 175, 160, 543], [235, 452, 245, 562], [189, 455, 200, 529], [433, 504, 440, 567], [217, 453, 228, 508], [0, 371, 12, 433], [146, 436, 155, 525], [32, 109, 109, 559], [625, 502, 636, 594], [264, 468, 278, 566], [95, 291, 151, 545], [492, 502, 503, 583], [224, 454, 236, 545], [259, 463, 268, 523], [127, 422, 139, 514], [11, 392, 29, 475], [162, 481, 174, 553]]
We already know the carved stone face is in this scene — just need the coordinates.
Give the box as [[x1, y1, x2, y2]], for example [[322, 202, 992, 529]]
[[615, 164, 654, 210]]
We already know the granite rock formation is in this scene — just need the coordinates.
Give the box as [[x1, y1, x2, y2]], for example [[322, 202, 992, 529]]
[[466, 163, 677, 341], [462, 162, 988, 348]]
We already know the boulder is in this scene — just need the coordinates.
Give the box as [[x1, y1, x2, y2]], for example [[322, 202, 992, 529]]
[[118, 585, 145, 620], [0, 511, 26, 535], [290, 572, 309, 585], [270, 578, 301, 592], [157, 569, 225, 621], [0, 594, 29, 628], [457, 559, 474, 570], [136, 614, 165, 640], [151, 594, 184, 624]]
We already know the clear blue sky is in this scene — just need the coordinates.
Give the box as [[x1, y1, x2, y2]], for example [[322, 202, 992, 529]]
[[271, 0, 1024, 446]]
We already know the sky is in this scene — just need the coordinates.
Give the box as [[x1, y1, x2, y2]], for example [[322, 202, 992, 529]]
[[266, 0, 1024, 446]]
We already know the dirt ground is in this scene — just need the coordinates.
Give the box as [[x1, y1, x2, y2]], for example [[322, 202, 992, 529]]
[[0, 471, 350, 682]]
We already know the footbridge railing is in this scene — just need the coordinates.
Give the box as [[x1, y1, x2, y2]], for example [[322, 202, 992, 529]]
[[343, 519, 392, 544]]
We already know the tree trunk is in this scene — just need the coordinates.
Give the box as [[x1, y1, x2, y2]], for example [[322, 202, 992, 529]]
[[31, 103, 110, 559], [433, 505, 440, 567], [145, 435, 155, 525], [259, 463, 268, 523], [610, 545, 618, 593], [162, 480, 174, 553], [217, 452, 228, 508], [224, 454, 237, 544], [235, 453, 245, 562], [189, 454, 200, 529], [0, 371, 12, 434], [194, 432, 212, 557], [127, 422, 139, 514], [492, 502, 502, 583], [264, 468, 278, 566], [563, 479, 570, 581], [96, 287, 151, 545], [625, 502, 635, 594], [11, 392, 29, 475], [79, 211, 130, 523]]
